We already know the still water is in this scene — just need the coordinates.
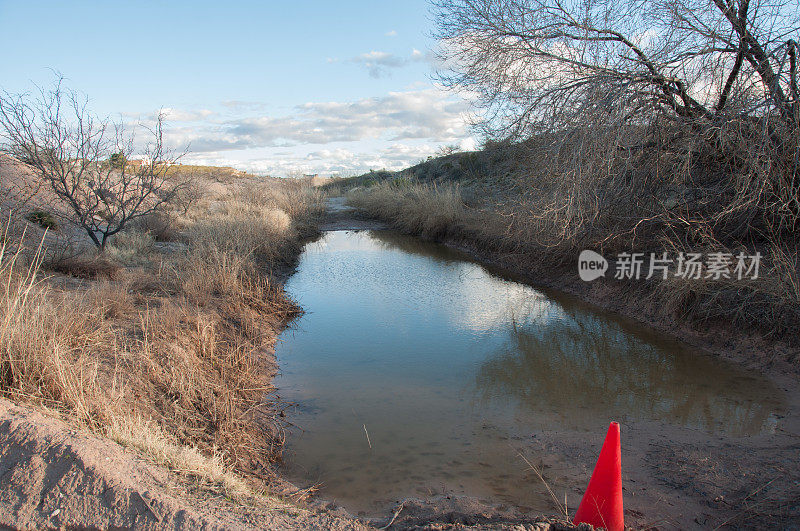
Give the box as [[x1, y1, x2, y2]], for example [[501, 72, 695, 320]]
[[275, 230, 784, 515]]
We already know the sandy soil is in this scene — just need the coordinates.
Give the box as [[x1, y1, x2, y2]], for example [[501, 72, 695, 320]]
[[0, 398, 371, 530]]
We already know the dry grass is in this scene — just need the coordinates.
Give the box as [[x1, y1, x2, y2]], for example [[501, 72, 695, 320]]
[[343, 120, 800, 346], [348, 181, 468, 239], [45, 251, 122, 280], [188, 201, 292, 260], [131, 211, 178, 241], [0, 240, 108, 427], [0, 175, 324, 498], [106, 415, 251, 499], [233, 179, 326, 224], [105, 230, 155, 265]]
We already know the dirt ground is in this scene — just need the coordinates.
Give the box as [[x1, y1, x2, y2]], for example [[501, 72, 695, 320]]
[[0, 398, 371, 530], [0, 396, 577, 529]]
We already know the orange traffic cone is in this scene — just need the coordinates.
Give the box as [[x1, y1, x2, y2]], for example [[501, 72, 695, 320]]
[[573, 422, 624, 531]]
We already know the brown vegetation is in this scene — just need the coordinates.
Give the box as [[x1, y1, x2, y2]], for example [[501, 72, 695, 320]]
[[345, 0, 796, 354], [344, 125, 800, 356], [0, 164, 324, 497]]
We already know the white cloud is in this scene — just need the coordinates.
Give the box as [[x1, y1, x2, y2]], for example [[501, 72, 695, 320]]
[[163, 89, 470, 153], [349, 49, 428, 78], [180, 142, 441, 177], [162, 107, 214, 122], [132, 87, 478, 177], [385, 30, 398, 37]]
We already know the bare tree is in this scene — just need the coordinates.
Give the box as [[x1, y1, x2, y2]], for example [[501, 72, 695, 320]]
[[433, 0, 800, 137], [0, 79, 188, 249]]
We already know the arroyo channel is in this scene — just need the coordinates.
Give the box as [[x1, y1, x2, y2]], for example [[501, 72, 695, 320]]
[[275, 229, 785, 518]]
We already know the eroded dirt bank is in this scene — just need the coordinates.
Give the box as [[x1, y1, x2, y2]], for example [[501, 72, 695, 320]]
[[0, 398, 369, 530], [328, 196, 800, 529]]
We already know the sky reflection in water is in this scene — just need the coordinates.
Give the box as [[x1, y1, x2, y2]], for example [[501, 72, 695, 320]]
[[276, 230, 784, 515]]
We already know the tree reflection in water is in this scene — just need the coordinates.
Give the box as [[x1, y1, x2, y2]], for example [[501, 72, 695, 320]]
[[366, 229, 784, 437], [475, 308, 784, 436]]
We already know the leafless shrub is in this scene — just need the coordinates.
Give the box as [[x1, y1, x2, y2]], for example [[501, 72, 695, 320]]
[[46, 252, 122, 280], [131, 210, 177, 242], [433, 0, 800, 248], [434, 0, 800, 134], [0, 155, 43, 210], [168, 175, 205, 216], [0, 78, 189, 249]]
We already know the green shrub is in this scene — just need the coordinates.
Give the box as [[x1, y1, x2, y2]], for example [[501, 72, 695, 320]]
[[26, 210, 58, 230], [109, 152, 126, 169]]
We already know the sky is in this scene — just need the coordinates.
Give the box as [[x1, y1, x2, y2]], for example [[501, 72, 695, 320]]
[[0, 0, 476, 176]]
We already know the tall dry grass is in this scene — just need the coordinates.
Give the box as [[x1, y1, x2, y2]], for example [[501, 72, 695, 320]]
[[0, 238, 108, 427], [344, 119, 800, 346], [348, 181, 468, 239], [188, 202, 292, 260], [0, 175, 324, 497], [185, 179, 323, 262]]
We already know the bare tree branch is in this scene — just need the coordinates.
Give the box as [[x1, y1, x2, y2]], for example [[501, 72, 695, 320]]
[[0, 79, 189, 249], [433, 0, 800, 138]]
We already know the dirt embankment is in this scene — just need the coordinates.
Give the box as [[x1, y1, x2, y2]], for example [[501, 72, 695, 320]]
[[0, 395, 573, 530], [0, 398, 370, 530]]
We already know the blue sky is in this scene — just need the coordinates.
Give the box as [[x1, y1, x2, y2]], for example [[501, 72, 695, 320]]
[[0, 0, 475, 176]]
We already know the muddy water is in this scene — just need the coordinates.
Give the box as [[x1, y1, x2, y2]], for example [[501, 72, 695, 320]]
[[275, 230, 785, 516]]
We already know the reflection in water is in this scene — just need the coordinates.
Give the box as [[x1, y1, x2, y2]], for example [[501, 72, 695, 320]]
[[475, 314, 779, 436], [276, 230, 785, 516]]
